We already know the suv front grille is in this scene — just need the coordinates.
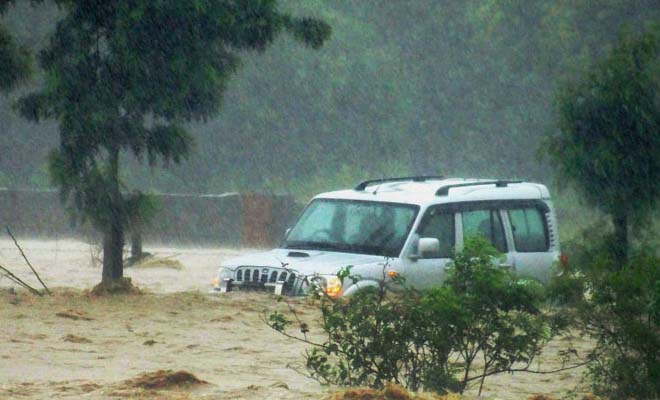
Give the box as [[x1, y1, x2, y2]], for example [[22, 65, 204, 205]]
[[231, 266, 300, 295]]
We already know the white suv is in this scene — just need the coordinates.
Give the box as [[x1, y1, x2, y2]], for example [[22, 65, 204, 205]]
[[211, 177, 561, 297]]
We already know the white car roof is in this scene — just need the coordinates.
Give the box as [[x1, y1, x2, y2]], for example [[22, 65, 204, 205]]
[[314, 178, 550, 207]]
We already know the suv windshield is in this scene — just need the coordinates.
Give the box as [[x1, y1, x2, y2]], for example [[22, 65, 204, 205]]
[[285, 199, 419, 257]]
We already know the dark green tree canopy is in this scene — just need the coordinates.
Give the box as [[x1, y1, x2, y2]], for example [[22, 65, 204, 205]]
[[2, 1, 659, 193], [548, 25, 660, 258], [19, 0, 330, 227], [16, 0, 330, 282], [0, 0, 31, 91]]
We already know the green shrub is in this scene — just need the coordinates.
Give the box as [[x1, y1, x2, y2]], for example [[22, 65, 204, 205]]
[[550, 228, 660, 399], [267, 237, 556, 395], [441, 237, 552, 394], [583, 253, 660, 398]]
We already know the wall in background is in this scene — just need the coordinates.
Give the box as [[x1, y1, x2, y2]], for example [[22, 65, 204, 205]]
[[0, 189, 300, 247]]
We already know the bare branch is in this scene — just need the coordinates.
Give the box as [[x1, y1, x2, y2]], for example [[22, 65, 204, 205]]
[[464, 360, 589, 383], [6, 226, 50, 295], [0, 264, 43, 296], [259, 311, 326, 349]]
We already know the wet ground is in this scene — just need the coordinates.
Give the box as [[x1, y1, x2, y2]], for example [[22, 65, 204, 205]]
[[0, 239, 592, 399]]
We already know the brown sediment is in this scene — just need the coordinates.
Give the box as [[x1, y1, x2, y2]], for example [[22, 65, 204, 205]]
[[79, 382, 102, 393], [56, 309, 94, 321], [330, 384, 460, 400], [132, 256, 185, 270], [0, 239, 594, 400], [209, 315, 234, 322], [62, 334, 92, 343], [123, 369, 207, 389]]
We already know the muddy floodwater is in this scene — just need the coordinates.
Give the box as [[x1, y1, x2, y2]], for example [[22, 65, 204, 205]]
[[1, 239, 593, 399]]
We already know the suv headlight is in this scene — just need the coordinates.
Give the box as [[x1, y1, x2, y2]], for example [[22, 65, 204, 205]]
[[315, 275, 343, 298], [213, 267, 233, 287]]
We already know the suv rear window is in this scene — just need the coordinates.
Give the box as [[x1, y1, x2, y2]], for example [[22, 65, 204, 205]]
[[507, 207, 549, 252], [462, 209, 507, 253]]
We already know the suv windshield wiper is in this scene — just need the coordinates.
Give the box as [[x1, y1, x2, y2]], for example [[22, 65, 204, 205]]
[[286, 241, 352, 252], [286, 240, 394, 257]]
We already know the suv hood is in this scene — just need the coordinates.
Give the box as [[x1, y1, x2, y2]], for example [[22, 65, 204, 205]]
[[222, 248, 384, 275]]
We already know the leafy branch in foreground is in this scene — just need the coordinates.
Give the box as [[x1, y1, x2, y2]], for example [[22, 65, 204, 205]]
[[265, 237, 575, 395], [550, 229, 660, 399]]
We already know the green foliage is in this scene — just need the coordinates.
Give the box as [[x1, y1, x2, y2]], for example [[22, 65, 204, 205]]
[[267, 238, 556, 394], [0, 0, 30, 91], [124, 190, 159, 230], [307, 284, 422, 389], [586, 255, 660, 398], [548, 24, 660, 259], [3, 2, 660, 195], [549, 230, 660, 399], [0, 0, 12, 13], [267, 308, 291, 332], [441, 237, 552, 394], [16, 0, 330, 280], [0, 169, 8, 186]]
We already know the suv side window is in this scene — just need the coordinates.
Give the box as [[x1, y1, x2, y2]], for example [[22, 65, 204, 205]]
[[416, 208, 454, 258], [461, 209, 507, 252], [507, 207, 549, 252]]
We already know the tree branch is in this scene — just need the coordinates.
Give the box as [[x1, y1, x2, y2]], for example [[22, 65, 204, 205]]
[[259, 311, 327, 349], [0, 264, 43, 296], [464, 360, 589, 383], [6, 226, 50, 294]]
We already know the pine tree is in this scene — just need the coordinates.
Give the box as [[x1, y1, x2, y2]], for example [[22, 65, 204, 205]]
[[18, 0, 330, 283]]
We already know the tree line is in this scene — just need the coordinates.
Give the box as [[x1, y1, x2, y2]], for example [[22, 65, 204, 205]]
[[2, 1, 659, 198]]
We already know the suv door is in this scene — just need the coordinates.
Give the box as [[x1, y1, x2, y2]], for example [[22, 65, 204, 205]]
[[401, 207, 456, 289], [504, 204, 555, 282]]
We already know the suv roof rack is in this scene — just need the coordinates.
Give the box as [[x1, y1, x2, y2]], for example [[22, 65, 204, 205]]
[[354, 175, 445, 191], [435, 180, 522, 196]]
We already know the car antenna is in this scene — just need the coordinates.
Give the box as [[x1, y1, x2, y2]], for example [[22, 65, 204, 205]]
[[372, 176, 385, 195]]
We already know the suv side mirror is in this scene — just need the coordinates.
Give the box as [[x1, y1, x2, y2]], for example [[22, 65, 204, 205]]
[[418, 237, 440, 258]]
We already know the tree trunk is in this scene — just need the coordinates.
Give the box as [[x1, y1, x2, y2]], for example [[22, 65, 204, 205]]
[[612, 210, 628, 265], [131, 225, 143, 261], [101, 147, 124, 283], [102, 219, 124, 282]]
